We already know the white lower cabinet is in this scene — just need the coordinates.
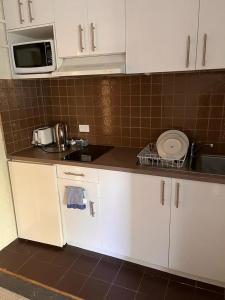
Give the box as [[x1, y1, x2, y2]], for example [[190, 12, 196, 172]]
[[8, 161, 64, 247], [99, 170, 171, 268], [57, 178, 101, 252], [9, 161, 225, 284], [170, 179, 225, 283]]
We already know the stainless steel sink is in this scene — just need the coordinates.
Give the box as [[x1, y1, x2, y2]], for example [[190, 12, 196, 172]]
[[191, 154, 225, 175]]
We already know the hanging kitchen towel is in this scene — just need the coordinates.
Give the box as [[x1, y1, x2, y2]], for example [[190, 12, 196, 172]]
[[65, 186, 86, 209]]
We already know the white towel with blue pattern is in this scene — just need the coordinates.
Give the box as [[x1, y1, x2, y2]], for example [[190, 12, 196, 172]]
[[65, 186, 86, 209]]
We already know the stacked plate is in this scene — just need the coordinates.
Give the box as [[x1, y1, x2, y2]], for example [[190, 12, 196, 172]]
[[156, 130, 189, 161]]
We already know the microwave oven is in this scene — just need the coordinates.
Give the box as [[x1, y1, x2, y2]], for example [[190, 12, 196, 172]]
[[11, 40, 56, 74]]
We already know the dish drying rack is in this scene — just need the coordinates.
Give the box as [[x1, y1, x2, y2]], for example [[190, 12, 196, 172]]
[[137, 143, 187, 169]]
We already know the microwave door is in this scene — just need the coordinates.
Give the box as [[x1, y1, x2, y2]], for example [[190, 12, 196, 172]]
[[13, 42, 55, 74]]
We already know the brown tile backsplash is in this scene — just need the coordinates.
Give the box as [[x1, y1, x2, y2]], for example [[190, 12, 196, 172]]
[[0, 80, 46, 154], [1, 70, 225, 154]]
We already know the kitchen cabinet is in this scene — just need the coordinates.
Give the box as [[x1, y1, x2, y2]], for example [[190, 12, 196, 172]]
[[57, 178, 101, 252], [3, 0, 54, 30], [196, 0, 225, 70], [126, 0, 199, 73], [0, 126, 16, 250], [9, 161, 64, 247], [170, 179, 225, 283], [54, 0, 125, 58], [0, 0, 11, 79], [99, 170, 171, 267]]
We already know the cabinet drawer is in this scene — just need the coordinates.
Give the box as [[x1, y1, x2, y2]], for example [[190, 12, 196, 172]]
[[56, 165, 99, 183]]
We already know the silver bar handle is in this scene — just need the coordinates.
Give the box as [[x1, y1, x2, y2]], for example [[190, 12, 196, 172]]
[[160, 180, 165, 206], [90, 22, 96, 52], [186, 35, 191, 68], [28, 0, 34, 22], [175, 182, 180, 208], [89, 201, 95, 217], [18, 0, 24, 24], [79, 25, 85, 52], [202, 33, 207, 66], [64, 172, 85, 177]]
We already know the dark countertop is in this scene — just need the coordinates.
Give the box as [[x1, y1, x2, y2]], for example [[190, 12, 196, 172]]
[[7, 146, 225, 185]]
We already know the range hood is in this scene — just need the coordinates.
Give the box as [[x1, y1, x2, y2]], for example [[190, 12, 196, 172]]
[[52, 53, 126, 77]]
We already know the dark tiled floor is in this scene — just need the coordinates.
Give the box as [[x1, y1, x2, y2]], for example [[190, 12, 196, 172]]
[[0, 239, 224, 300]]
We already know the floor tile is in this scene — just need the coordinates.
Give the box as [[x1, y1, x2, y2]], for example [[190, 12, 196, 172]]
[[71, 254, 100, 275], [32, 245, 60, 263], [114, 262, 144, 290], [4, 239, 40, 257], [92, 255, 122, 283], [145, 267, 170, 279], [56, 270, 87, 296], [165, 281, 195, 300], [170, 274, 196, 286], [138, 273, 168, 299], [193, 288, 224, 300], [106, 285, 136, 300], [79, 277, 110, 300], [50, 246, 79, 271], [76, 247, 103, 259], [17, 256, 65, 287], [0, 249, 30, 272], [196, 281, 224, 295], [136, 292, 156, 300]]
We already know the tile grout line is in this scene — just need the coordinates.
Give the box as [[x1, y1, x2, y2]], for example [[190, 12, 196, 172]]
[[15, 250, 41, 273], [103, 260, 125, 300], [76, 254, 104, 297], [54, 252, 81, 288], [134, 267, 146, 299], [163, 276, 171, 300]]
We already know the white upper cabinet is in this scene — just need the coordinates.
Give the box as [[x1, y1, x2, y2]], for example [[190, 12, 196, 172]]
[[196, 0, 225, 70], [170, 179, 225, 283], [54, 0, 125, 58], [100, 170, 171, 268], [3, 0, 54, 30], [126, 0, 199, 73], [54, 0, 88, 57], [87, 0, 125, 55]]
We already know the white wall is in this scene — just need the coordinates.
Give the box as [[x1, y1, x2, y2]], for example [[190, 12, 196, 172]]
[[0, 121, 17, 250], [0, 0, 11, 79]]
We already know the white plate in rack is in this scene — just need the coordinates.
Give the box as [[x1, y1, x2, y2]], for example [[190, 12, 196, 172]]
[[156, 130, 189, 160]]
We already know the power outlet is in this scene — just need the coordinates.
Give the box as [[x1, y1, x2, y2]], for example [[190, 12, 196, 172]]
[[79, 125, 90, 133]]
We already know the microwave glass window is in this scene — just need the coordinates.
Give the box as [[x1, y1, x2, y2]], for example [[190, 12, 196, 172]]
[[14, 43, 47, 68]]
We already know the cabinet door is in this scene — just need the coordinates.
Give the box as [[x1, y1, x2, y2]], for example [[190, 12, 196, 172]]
[[3, 0, 29, 29], [100, 170, 171, 267], [170, 179, 225, 283], [196, 0, 225, 70], [3, 0, 53, 30], [87, 0, 125, 55], [58, 178, 101, 252], [54, 0, 88, 57], [25, 0, 54, 27], [126, 0, 199, 73], [0, 127, 16, 250], [9, 161, 64, 247]]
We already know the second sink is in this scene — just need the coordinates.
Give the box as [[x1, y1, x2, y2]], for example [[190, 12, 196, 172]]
[[192, 154, 225, 175]]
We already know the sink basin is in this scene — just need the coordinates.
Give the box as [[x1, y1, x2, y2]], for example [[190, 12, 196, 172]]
[[192, 154, 225, 175]]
